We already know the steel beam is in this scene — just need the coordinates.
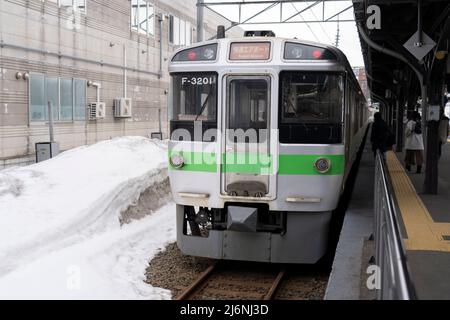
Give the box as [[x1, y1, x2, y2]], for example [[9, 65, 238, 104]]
[[203, 0, 355, 26], [200, 0, 350, 6]]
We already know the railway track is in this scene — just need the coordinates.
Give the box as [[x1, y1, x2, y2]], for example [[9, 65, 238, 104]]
[[176, 262, 288, 300]]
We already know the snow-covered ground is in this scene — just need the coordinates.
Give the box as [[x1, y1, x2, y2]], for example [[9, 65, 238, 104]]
[[0, 137, 175, 299]]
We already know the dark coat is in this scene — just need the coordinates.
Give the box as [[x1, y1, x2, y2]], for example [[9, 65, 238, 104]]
[[371, 119, 389, 153]]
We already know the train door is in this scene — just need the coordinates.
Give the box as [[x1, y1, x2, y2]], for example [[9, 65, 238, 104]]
[[221, 75, 272, 198]]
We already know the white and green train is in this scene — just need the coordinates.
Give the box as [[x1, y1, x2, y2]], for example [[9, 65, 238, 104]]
[[168, 33, 369, 264]]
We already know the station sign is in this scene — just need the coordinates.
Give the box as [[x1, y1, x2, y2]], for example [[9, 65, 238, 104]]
[[404, 31, 436, 61]]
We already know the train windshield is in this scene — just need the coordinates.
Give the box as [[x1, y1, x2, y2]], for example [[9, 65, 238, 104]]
[[228, 78, 268, 131], [170, 72, 217, 141], [279, 72, 344, 144]]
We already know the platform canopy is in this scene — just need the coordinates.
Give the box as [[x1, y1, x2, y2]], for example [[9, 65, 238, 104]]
[[354, 0, 450, 194], [354, 0, 449, 109]]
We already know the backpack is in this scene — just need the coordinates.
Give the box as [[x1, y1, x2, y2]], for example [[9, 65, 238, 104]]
[[414, 121, 422, 135]]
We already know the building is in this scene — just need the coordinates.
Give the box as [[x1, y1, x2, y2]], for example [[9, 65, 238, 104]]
[[0, 0, 241, 168], [352, 66, 369, 100]]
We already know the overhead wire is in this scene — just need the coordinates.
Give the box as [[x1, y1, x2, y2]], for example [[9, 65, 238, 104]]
[[290, 2, 320, 42]]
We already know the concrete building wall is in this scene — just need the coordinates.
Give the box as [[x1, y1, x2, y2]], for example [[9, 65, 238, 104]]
[[0, 0, 241, 167]]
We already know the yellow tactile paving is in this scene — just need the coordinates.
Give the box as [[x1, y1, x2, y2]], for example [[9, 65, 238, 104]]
[[386, 151, 450, 252]]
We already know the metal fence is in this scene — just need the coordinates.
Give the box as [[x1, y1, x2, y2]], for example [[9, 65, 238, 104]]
[[374, 151, 414, 300]]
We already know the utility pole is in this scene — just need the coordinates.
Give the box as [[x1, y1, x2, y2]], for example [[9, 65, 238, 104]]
[[335, 17, 340, 47], [197, 0, 204, 42]]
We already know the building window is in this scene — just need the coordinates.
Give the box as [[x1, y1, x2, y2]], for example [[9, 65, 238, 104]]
[[46, 77, 59, 121], [60, 79, 73, 121], [131, 0, 155, 37], [74, 79, 87, 120], [59, 0, 86, 13], [30, 74, 46, 121], [29, 74, 87, 122], [169, 14, 192, 46]]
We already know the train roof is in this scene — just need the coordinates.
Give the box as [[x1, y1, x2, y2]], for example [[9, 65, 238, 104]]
[[170, 37, 350, 67], [169, 37, 364, 99]]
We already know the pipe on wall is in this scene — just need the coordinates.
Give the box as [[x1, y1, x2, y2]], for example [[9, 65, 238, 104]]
[[0, 41, 160, 77], [123, 45, 127, 99], [158, 14, 164, 78], [88, 81, 102, 104]]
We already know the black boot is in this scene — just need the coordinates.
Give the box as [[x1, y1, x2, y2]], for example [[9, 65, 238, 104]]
[[406, 165, 411, 172], [416, 165, 422, 174]]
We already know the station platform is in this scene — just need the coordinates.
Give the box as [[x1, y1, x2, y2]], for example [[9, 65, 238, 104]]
[[326, 133, 450, 300], [325, 130, 375, 300], [388, 143, 450, 299]]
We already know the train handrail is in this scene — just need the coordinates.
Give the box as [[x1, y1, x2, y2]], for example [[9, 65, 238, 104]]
[[374, 151, 415, 300]]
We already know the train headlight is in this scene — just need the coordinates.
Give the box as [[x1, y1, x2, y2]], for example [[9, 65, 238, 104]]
[[203, 48, 215, 60], [290, 47, 303, 59], [314, 158, 331, 174], [170, 154, 185, 169], [172, 44, 218, 62]]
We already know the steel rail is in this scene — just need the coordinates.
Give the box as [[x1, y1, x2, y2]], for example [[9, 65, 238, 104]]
[[176, 263, 288, 300], [176, 262, 218, 300], [263, 268, 287, 300]]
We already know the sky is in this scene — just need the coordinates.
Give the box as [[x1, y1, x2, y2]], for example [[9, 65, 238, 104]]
[[208, 0, 364, 67]]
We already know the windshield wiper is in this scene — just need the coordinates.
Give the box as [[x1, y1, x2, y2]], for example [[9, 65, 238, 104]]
[[195, 89, 213, 121]]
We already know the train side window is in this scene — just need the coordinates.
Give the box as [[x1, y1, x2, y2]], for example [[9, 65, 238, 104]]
[[279, 71, 344, 144], [170, 72, 218, 141]]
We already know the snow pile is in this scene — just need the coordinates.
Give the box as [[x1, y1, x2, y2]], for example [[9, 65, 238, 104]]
[[0, 137, 175, 299]]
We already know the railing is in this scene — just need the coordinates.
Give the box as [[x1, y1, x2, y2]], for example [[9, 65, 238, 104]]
[[374, 151, 414, 300]]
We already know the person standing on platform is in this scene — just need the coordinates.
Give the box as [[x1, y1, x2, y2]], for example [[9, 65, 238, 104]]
[[439, 114, 449, 158], [405, 111, 424, 173], [371, 112, 389, 159]]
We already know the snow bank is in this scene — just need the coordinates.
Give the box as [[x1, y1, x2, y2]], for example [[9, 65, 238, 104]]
[[0, 137, 175, 299]]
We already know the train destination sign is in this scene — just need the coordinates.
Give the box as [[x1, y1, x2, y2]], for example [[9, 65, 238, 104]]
[[229, 42, 271, 60]]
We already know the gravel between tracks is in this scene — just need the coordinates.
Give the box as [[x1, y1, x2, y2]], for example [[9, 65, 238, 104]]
[[145, 243, 214, 299], [145, 242, 329, 300]]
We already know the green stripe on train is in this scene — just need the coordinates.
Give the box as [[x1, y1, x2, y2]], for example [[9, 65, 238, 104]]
[[168, 152, 344, 175], [278, 154, 345, 175]]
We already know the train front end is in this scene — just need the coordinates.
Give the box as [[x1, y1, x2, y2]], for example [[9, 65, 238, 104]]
[[168, 38, 351, 264]]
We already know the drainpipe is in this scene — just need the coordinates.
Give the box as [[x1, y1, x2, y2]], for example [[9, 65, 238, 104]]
[[88, 81, 101, 104], [123, 44, 127, 99], [158, 14, 164, 79], [0, 41, 160, 77]]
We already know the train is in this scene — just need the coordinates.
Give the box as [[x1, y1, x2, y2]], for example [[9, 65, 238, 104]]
[[167, 32, 369, 264]]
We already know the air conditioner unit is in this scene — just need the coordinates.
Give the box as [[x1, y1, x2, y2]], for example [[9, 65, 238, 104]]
[[114, 98, 132, 118], [89, 102, 106, 120]]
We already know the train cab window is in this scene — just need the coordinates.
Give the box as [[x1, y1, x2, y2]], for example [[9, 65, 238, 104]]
[[279, 72, 343, 144], [170, 72, 217, 141]]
